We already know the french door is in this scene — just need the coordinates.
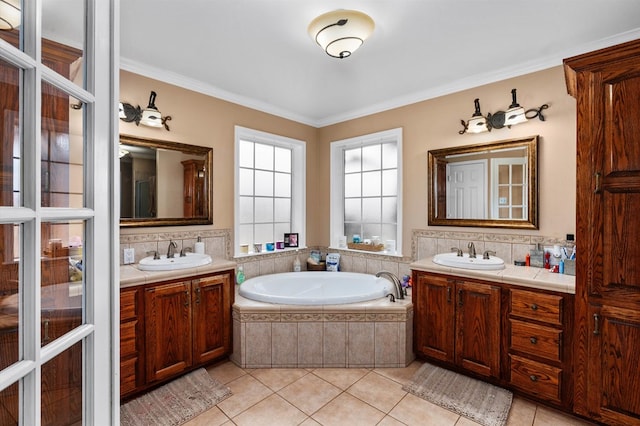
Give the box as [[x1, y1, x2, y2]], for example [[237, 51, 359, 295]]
[[0, 1, 117, 424]]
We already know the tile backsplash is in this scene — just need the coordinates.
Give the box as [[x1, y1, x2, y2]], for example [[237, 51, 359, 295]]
[[120, 228, 573, 277]]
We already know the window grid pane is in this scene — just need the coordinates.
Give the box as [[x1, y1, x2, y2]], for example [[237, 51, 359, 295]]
[[238, 140, 293, 249], [343, 142, 397, 243]]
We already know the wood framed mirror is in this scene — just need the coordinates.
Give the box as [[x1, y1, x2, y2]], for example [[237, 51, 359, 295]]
[[428, 135, 538, 229], [119, 134, 213, 227]]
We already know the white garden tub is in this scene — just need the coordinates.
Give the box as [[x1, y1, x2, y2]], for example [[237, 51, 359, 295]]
[[238, 271, 393, 305]]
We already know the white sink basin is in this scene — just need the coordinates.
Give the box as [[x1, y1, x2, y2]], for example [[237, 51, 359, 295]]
[[433, 252, 505, 271], [138, 253, 212, 271]]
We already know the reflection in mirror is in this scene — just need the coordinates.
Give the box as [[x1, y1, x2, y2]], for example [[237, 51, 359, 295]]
[[119, 135, 213, 227], [428, 135, 538, 229]]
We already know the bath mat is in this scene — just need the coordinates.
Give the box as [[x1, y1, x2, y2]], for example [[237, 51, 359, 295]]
[[403, 362, 512, 426], [120, 368, 232, 426]]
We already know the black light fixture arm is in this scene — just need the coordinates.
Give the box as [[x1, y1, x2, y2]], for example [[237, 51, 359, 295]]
[[525, 104, 549, 121]]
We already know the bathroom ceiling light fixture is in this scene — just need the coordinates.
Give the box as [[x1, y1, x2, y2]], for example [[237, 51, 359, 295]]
[[308, 9, 374, 59], [119, 91, 172, 131], [459, 89, 549, 135], [0, 0, 20, 31]]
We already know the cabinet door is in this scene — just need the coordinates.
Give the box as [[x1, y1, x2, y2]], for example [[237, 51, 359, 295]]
[[192, 273, 232, 364], [414, 273, 455, 363], [587, 304, 640, 425], [455, 281, 501, 379], [145, 281, 192, 383]]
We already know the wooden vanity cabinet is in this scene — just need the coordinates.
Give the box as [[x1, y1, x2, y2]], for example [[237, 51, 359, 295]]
[[120, 269, 234, 399], [413, 271, 501, 380], [413, 270, 574, 410], [507, 289, 573, 409], [565, 39, 640, 425]]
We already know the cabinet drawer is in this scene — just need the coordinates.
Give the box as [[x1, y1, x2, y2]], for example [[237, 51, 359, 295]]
[[510, 355, 562, 403], [511, 289, 562, 325], [120, 357, 138, 395], [510, 319, 561, 362], [120, 290, 138, 322], [120, 320, 138, 358]]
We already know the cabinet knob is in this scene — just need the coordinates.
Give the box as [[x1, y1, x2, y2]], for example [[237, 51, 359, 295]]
[[530, 303, 538, 311], [530, 375, 538, 382], [530, 336, 538, 344]]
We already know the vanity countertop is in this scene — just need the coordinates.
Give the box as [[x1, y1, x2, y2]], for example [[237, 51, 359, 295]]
[[410, 257, 575, 294], [120, 258, 237, 288]]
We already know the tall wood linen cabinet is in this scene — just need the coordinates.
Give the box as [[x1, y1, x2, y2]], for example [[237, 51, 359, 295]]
[[564, 39, 640, 425]]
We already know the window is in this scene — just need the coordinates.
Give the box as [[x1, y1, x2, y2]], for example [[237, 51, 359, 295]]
[[330, 128, 402, 255], [234, 126, 305, 256]]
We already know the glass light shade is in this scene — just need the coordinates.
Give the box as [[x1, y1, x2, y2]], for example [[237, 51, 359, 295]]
[[467, 116, 489, 133], [118, 102, 126, 119], [308, 10, 374, 58], [140, 108, 162, 128], [504, 106, 527, 126], [0, 0, 21, 30]]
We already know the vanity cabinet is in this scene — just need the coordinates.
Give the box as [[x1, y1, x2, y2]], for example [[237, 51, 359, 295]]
[[565, 39, 640, 424], [120, 269, 234, 399], [413, 272, 501, 380], [507, 289, 573, 408], [412, 269, 574, 410]]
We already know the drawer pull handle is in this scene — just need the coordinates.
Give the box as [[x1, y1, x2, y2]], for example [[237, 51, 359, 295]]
[[530, 337, 538, 344], [530, 375, 538, 382], [530, 304, 538, 311], [593, 313, 600, 335], [447, 287, 451, 303]]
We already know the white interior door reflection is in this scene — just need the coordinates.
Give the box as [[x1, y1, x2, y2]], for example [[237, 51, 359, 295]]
[[446, 160, 487, 219]]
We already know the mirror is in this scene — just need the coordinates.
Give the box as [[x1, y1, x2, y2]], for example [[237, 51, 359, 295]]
[[119, 135, 213, 227], [428, 135, 538, 229]]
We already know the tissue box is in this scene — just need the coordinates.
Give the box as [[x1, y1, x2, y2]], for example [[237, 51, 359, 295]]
[[564, 259, 576, 276], [529, 249, 544, 268]]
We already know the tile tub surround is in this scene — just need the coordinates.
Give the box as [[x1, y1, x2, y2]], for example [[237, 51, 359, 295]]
[[231, 288, 414, 369]]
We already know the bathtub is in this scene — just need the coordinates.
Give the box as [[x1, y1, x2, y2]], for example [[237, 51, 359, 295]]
[[238, 271, 393, 305], [232, 271, 414, 369]]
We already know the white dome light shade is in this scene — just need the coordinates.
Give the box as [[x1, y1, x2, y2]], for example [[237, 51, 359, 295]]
[[308, 10, 374, 59], [0, 0, 21, 30], [504, 106, 527, 126], [140, 108, 163, 127]]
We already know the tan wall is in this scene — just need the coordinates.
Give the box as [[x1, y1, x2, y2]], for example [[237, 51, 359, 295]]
[[318, 66, 577, 256], [119, 70, 320, 241], [120, 66, 577, 258]]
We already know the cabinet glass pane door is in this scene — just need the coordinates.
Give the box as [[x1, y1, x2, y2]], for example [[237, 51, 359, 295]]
[[0, 0, 114, 424]]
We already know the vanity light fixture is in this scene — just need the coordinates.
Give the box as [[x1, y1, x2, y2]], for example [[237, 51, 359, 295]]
[[459, 89, 549, 135], [308, 9, 374, 59], [119, 91, 173, 131], [0, 0, 20, 30]]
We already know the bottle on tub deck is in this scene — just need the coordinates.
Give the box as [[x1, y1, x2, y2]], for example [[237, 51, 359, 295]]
[[236, 265, 245, 285], [293, 250, 301, 272]]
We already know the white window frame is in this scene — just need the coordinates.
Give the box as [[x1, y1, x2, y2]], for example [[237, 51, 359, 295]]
[[234, 126, 306, 257], [330, 128, 403, 256], [0, 1, 117, 424]]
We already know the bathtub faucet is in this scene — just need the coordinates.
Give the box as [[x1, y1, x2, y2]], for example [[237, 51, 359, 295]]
[[376, 271, 405, 300]]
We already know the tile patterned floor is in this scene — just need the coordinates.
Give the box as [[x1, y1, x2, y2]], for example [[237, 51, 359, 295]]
[[184, 360, 593, 426]]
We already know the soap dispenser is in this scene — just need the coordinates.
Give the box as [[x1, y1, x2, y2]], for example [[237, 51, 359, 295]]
[[194, 236, 205, 254]]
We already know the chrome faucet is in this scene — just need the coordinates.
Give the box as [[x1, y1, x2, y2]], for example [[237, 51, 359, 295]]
[[483, 250, 496, 260], [468, 242, 476, 258], [376, 271, 405, 300], [451, 247, 463, 256], [180, 246, 193, 257], [167, 240, 178, 258]]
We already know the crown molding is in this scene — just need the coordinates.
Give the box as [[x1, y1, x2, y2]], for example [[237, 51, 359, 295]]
[[121, 28, 640, 129]]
